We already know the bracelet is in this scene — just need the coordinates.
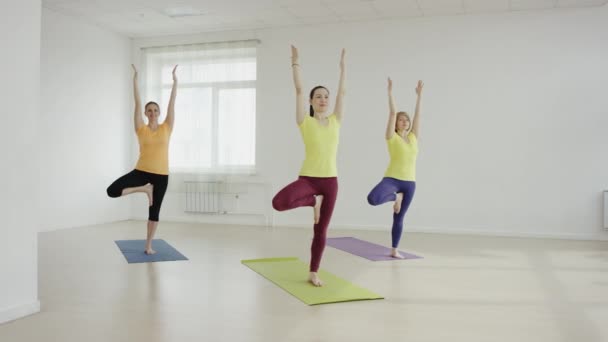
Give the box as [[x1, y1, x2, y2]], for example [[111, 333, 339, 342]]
[[292, 63, 299, 67]]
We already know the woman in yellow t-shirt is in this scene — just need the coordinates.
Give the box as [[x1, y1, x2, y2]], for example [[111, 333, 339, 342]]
[[106, 64, 178, 255], [272, 46, 346, 287], [367, 78, 423, 258]]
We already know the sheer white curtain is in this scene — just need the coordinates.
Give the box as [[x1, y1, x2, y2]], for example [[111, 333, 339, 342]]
[[141, 40, 257, 175]]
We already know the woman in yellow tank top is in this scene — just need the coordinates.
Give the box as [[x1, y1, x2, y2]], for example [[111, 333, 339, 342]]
[[367, 78, 423, 258], [106, 64, 178, 255], [272, 45, 346, 287]]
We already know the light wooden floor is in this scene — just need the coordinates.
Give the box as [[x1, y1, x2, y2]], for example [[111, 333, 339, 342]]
[[1, 220, 607, 342]]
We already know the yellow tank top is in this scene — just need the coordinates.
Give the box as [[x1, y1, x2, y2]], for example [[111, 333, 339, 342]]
[[135, 123, 171, 175], [298, 114, 340, 177], [384, 132, 418, 181]]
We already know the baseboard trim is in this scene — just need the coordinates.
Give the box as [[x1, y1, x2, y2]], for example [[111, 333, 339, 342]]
[[0, 300, 40, 325]]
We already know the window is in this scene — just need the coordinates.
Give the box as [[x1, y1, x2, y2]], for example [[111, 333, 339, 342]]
[[141, 40, 257, 174]]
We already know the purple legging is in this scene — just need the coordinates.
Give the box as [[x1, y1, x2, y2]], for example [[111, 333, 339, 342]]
[[367, 177, 416, 248], [272, 176, 338, 272]]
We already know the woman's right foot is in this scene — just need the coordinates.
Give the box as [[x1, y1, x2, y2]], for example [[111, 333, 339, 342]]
[[144, 183, 154, 206], [309, 272, 323, 287], [390, 248, 404, 259], [313, 195, 324, 224], [393, 193, 403, 214]]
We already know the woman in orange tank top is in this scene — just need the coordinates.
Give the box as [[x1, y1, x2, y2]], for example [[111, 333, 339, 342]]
[[106, 64, 178, 255]]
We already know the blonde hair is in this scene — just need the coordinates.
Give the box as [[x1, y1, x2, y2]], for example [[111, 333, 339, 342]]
[[395, 111, 411, 132]]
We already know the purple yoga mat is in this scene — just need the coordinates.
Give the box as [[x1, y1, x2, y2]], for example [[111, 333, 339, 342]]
[[326, 237, 422, 261]]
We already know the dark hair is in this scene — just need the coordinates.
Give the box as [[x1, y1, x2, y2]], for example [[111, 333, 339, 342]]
[[309, 86, 329, 117], [145, 101, 159, 111]]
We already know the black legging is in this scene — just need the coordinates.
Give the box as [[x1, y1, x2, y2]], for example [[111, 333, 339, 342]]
[[106, 169, 168, 222]]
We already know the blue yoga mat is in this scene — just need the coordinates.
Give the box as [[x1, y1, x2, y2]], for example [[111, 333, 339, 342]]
[[115, 239, 188, 263]]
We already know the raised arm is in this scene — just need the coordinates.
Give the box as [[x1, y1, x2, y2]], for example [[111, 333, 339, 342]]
[[334, 48, 346, 122], [291, 45, 306, 125], [164, 65, 178, 130], [410, 80, 423, 138], [132, 64, 144, 132], [385, 77, 397, 140]]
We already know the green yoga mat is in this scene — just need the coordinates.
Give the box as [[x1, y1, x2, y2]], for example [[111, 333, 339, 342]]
[[241, 257, 383, 305]]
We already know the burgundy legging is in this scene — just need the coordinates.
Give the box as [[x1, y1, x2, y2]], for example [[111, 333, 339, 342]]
[[272, 176, 338, 272]]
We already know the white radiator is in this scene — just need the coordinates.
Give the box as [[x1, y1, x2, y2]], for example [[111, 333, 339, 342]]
[[184, 181, 221, 214], [182, 180, 273, 226]]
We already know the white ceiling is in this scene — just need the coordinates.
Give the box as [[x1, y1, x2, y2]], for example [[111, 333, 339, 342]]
[[41, 0, 608, 38]]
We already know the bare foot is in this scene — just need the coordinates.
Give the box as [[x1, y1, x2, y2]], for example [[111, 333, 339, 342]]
[[390, 248, 404, 259], [308, 272, 323, 287], [144, 183, 154, 206], [145, 248, 156, 255], [313, 195, 323, 224], [393, 192, 403, 214]]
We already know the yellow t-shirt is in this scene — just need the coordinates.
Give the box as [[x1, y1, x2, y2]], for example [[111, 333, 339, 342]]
[[384, 132, 418, 181], [135, 123, 171, 175], [298, 114, 340, 177]]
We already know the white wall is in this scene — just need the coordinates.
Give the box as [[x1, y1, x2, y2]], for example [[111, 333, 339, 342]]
[[133, 6, 608, 240], [40, 8, 133, 231], [0, 0, 41, 324]]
